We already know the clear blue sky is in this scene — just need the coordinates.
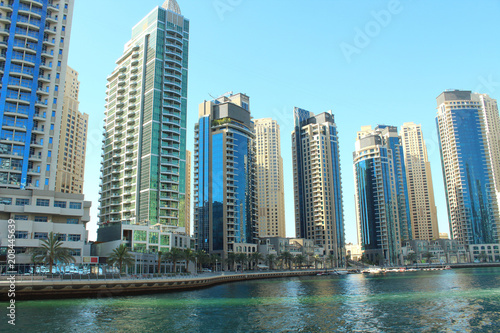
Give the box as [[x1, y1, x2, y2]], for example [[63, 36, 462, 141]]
[[71, 0, 500, 242]]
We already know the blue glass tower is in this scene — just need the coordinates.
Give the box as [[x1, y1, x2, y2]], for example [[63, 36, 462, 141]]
[[353, 125, 411, 266], [0, 0, 73, 190], [194, 93, 257, 259], [436, 90, 499, 245]]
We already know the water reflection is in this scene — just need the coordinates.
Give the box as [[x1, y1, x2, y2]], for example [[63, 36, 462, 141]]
[[7, 268, 500, 332]]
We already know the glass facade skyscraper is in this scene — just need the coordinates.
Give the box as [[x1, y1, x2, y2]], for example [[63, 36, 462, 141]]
[[194, 93, 257, 259], [0, 0, 73, 190], [436, 90, 499, 245], [353, 125, 411, 265], [292, 108, 344, 263], [97, 1, 190, 253]]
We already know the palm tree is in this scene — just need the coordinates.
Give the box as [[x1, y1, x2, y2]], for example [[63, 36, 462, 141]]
[[326, 254, 336, 268], [227, 252, 238, 271], [295, 254, 306, 269], [406, 252, 417, 265], [265, 254, 276, 270], [236, 253, 248, 271], [166, 248, 184, 274], [423, 252, 433, 263], [209, 254, 219, 271], [478, 252, 488, 263], [31, 232, 75, 274], [313, 255, 322, 270], [195, 249, 208, 272], [183, 248, 196, 273], [157, 251, 167, 274], [107, 244, 134, 274], [249, 252, 264, 270], [279, 251, 293, 270]]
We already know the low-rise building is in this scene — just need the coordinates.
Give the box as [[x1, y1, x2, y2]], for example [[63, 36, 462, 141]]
[[401, 239, 468, 264], [469, 244, 500, 262], [0, 189, 91, 274]]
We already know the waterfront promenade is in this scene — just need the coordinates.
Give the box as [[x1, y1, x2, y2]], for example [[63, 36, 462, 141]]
[[0, 270, 323, 301]]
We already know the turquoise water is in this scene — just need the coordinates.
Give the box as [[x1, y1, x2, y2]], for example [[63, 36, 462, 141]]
[[3, 268, 500, 332]]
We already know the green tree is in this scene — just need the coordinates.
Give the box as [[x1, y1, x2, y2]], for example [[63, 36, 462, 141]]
[[279, 251, 293, 270], [107, 244, 134, 274], [423, 252, 433, 263], [183, 248, 197, 273], [236, 253, 248, 271], [295, 254, 306, 269], [326, 254, 336, 268], [406, 252, 417, 265], [265, 254, 276, 270], [478, 252, 488, 263], [313, 255, 322, 270], [195, 249, 209, 272], [156, 251, 167, 274], [227, 252, 238, 271], [209, 254, 220, 271], [249, 252, 264, 270], [31, 232, 76, 274], [166, 248, 184, 274]]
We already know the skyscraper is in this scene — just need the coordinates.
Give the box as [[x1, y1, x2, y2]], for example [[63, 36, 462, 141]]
[[0, 1, 92, 271], [97, 1, 190, 253], [185, 149, 191, 235], [436, 90, 499, 245], [55, 66, 88, 194], [353, 125, 410, 265], [401, 122, 439, 240], [194, 93, 257, 259], [472, 93, 500, 194], [292, 108, 344, 262], [254, 118, 285, 238], [0, 0, 74, 190]]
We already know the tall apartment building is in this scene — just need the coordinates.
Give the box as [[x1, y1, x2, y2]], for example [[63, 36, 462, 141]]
[[473, 93, 500, 194], [254, 118, 285, 238], [194, 93, 257, 259], [401, 122, 439, 240], [55, 66, 87, 194], [0, 1, 93, 271], [185, 149, 191, 235], [0, 0, 73, 190], [97, 1, 190, 253], [436, 90, 499, 245], [292, 108, 344, 263], [353, 125, 411, 265]]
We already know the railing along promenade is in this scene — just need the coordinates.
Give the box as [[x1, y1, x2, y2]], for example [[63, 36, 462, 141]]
[[0, 270, 324, 301]]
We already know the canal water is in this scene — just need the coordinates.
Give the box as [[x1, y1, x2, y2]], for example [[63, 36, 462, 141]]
[[3, 267, 500, 332]]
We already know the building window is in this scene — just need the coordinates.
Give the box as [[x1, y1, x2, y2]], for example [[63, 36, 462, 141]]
[[34, 216, 48, 222], [34, 232, 48, 240], [0, 197, 12, 205], [68, 234, 81, 242], [14, 215, 28, 220], [66, 218, 79, 224], [69, 249, 81, 256], [56, 234, 66, 241], [36, 199, 50, 206], [16, 198, 30, 206], [54, 201, 66, 208], [15, 231, 28, 239], [69, 202, 82, 209]]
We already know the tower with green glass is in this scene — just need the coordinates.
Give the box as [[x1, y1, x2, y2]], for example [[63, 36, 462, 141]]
[[97, 1, 190, 252]]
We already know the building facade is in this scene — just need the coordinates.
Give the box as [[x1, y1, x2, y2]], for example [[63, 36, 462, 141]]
[[185, 149, 190, 235], [0, 0, 74, 190], [254, 118, 285, 238], [436, 90, 499, 245], [292, 108, 344, 263], [0, 188, 91, 273], [353, 125, 411, 266], [401, 122, 439, 240], [97, 1, 190, 252], [194, 92, 257, 259], [55, 66, 87, 194]]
